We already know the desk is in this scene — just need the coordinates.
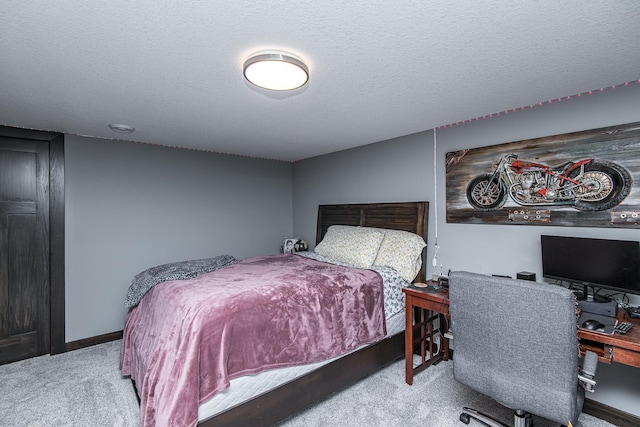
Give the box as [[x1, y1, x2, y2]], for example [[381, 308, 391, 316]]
[[403, 286, 640, 384], [578, 309, 640, 368], [403, 285, 450, 385]]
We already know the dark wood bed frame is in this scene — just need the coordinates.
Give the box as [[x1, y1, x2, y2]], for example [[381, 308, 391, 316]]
[[199, 201, 429, 426]]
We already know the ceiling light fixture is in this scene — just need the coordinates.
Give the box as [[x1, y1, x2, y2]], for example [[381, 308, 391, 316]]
[[243, 51, 309, 91], [108, 124, 135, 134]]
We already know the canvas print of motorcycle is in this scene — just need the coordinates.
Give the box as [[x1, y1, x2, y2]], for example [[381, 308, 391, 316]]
[[466, 153, 632, 212]]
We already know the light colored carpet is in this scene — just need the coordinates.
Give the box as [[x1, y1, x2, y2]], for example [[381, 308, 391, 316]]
[[0, 341, 618, 427], [0, 341, 139, 427], [277, 355, 617, 427]]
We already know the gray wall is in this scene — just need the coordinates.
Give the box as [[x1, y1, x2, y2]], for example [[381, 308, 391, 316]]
[[292, 83, 640, 416], [293, 131, 433, 244], [65, 135, 293, 341]]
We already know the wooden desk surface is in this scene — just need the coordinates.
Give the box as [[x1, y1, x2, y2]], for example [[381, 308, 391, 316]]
[[578, 309, 640, 368], [404, 285, 640, 369]]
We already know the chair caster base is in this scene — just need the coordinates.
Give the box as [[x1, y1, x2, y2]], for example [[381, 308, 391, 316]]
[[460, 407, 510, 427]]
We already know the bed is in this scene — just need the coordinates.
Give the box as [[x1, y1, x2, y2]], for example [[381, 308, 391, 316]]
[[121, 201, 429, 426]]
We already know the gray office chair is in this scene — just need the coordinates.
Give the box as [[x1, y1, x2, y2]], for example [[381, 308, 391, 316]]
[[448, 271, 598, 427]]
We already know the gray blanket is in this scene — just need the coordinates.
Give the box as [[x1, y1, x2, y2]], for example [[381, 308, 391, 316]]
[[124, 254, 238, 308]]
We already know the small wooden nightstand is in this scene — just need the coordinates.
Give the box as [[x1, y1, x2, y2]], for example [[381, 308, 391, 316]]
[[403, 284, 450, 385]]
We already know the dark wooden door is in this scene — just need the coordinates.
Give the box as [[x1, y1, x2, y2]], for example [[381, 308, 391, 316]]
[[0, 137, 50, 364]]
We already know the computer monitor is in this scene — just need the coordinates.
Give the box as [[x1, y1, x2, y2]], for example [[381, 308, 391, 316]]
[[541, 235, 640, 299]]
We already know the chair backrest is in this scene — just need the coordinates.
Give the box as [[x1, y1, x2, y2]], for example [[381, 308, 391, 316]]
[[449, 271, 581, 425]]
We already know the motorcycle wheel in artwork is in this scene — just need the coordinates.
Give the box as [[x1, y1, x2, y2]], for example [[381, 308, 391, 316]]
[[466, 154, 632, 212]]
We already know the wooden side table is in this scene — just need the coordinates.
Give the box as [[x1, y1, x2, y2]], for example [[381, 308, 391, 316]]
[[403, 284, 450, 385]]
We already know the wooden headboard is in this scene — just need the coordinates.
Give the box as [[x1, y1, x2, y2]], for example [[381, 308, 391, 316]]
[[316, 201, 429, 282]]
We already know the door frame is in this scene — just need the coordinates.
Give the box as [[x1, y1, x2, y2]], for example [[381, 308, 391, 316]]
[[0, 126, 65, 355]]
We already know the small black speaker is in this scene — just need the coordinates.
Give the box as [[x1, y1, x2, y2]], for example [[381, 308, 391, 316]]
[[517, 271, 536, 281]]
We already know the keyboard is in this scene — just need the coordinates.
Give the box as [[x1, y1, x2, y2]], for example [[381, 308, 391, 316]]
[[614, 321, 634, 335]]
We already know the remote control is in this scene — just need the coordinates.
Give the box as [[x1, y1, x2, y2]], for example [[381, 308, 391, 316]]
[[614, 321, 633, 334]]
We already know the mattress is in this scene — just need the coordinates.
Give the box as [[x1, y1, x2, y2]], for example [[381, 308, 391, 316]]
[[198, 310, 405, 421]]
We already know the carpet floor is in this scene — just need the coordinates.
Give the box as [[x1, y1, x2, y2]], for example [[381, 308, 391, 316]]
[[277, 355, 616, 427], [0, 340, 139, 426], [0, 340, 617, 427]]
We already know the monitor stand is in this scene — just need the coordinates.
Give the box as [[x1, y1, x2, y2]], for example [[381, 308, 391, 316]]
[[574, 284, 612, 303]]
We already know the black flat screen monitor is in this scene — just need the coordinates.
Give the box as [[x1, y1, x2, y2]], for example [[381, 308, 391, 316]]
[[541, 235, 640, 296]]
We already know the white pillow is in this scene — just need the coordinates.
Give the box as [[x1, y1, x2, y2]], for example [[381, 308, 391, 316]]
[[315, 225, 385, 269], [373, 228, 426, 282]]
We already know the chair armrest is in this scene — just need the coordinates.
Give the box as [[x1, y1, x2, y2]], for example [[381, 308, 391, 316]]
[[579, 350, 598, 392]]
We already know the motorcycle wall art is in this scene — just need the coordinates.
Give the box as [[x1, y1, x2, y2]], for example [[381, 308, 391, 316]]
[[445, 121, 640, 229], [466, 154, 631, 212]]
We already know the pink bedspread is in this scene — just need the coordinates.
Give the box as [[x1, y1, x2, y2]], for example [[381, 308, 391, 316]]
[[120, 254, 385, 427]]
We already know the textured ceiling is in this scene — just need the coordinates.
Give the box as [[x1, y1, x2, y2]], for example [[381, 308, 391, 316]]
[[1, 1, 639, 161]]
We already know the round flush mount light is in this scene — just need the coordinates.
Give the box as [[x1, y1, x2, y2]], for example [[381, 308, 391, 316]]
[[243, 51, 309, 91], [108, 123, 135, 134]]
